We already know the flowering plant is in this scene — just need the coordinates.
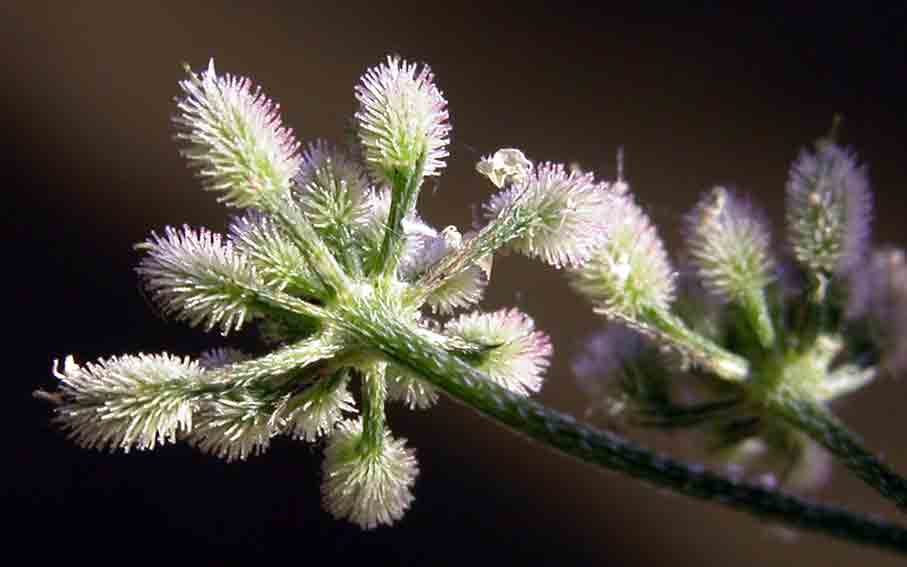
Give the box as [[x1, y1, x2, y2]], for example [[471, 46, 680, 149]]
[[37, 55, 907, 554]]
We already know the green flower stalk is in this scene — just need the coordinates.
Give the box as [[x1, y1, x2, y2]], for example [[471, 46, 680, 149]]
[[37, 55, 907, 553]]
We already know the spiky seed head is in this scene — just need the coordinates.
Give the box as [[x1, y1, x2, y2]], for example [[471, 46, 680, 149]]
[[284, 379, 357, 442], [296, 140, 372, 232], [484, 162, 609, 268], [425, 265, 488, 314], [228, 211, 324, 298], [571, 193, 675, 318], [476, 148, 534, 188], [321, 419, 419, 529], [355, 55, 450, 184], [786, 141, 872, 275], [187, 392, 279, 462], [136, 225, 263, 335], [175, 59, 301, 208], [51, 353, 202, 452], [444, 308, 552, 395], [386, 367, 440, 410], [686, 187, 775, 302]]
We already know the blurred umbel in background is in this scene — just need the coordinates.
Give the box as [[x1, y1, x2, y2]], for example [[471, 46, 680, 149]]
[[7, 3, 907, 566]]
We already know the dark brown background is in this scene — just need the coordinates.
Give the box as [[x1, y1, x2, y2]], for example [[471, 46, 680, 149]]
[[7, 2, 907, 565]]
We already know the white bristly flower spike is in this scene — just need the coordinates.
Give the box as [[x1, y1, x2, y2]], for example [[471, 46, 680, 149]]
[[685, 187, 776, 347], [484, 162, 609, 268], [786, 141, 871, 276], [187, 392, 278, 462], [321, 419, 419, 529], [386, 367, 440, 410], [571, 192, 675, 319], [284, 376, 357, 442], [686, 187, 775, 302], [355, 55, 450, 184], [136, 225, 264, 335], [296, 140, 373, 233], [444, 308, 553, 396], [175, 59, 301, 208], [228, 212, 325, 299], [52, 353, 203, 452]]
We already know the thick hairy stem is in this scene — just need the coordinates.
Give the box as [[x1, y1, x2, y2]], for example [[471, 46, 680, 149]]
[[771, 394, 907, 512], [338, 305, 907, 554]]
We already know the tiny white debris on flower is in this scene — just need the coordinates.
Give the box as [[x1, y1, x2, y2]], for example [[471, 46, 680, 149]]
[[321, 419, 419, 530], [476, 148, 534, 188], [398, 223, 488, 313]]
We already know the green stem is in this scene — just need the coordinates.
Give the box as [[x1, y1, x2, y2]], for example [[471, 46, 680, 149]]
[[770, 394, 907, 512], [740, 287, 776, 350], [375, 157, 425, 278], [360, 362, 387, 453], [641, 308, 750, 382], [338, 305, 907, 554], [796, 273, 830, 351]]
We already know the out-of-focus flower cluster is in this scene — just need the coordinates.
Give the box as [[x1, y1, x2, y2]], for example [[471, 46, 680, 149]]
[[571, 135, 905, 491]]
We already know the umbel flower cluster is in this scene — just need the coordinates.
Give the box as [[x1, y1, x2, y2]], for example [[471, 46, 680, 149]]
[[41, 57, 611, 529], [573, 134, 907, 491], [40, 55, 907, 547]]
